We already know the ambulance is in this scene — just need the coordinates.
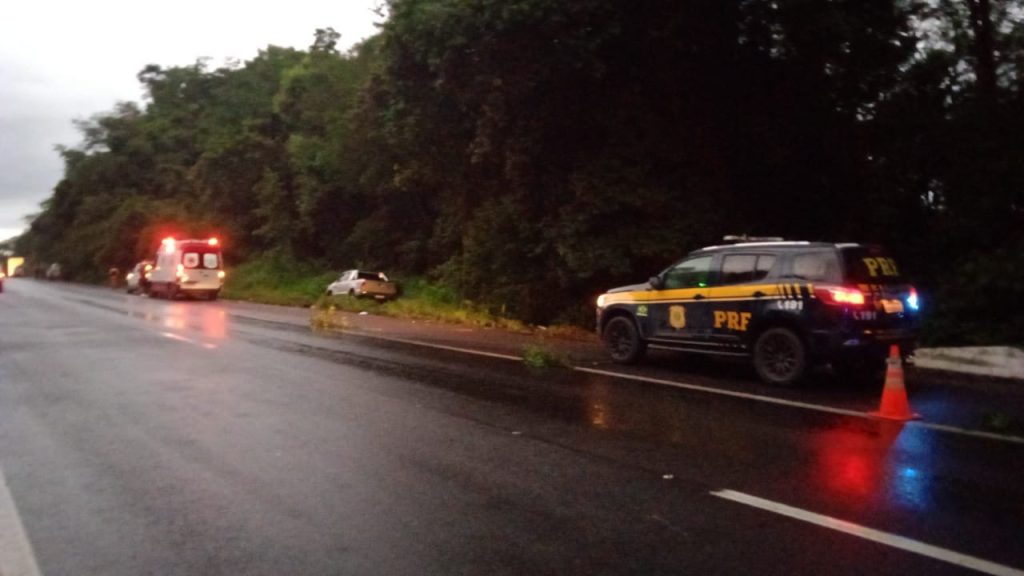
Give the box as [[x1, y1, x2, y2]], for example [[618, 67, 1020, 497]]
[[147, 237, 225, 300]]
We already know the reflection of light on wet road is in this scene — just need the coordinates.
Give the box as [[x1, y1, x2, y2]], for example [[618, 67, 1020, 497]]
[[586, 381, 613, 430], [156, 302, 228, 338], [893, 466, 929, 510], [811, 422, 936, 512], [141, 300, 229, 347], [163, 304, 187, 330], [813, 423, 898, 502], [199, 307, 227, 339], [160, 331, 218, 350], [886, 427, 936, 511]]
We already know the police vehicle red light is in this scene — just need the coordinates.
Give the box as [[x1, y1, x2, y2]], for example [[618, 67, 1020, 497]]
[[815, 286, 866, 306]]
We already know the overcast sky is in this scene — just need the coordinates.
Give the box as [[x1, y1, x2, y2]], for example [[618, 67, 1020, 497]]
[[0, 0, 382, 242]]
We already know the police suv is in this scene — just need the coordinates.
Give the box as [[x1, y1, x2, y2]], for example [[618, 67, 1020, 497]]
[[596, 238, 920, 385]]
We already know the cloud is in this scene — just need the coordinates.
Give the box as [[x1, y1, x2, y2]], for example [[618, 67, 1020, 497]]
[[0, 0, 382, 239]]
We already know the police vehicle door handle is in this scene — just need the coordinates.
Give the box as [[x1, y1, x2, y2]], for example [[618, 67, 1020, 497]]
[[753, 291, 765, 298], [694, 294, 705, 301]]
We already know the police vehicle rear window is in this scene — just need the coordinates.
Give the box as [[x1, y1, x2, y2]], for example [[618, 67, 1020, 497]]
[[790, 252, 841, 282], [840, 247, 904, 283]]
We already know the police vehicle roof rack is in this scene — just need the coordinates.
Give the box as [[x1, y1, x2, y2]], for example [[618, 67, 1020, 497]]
[[722, 235, 785, 243]]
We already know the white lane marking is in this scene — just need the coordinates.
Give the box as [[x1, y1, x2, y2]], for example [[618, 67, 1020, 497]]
[[159, 332, 217, 350], [160, 331, 196, 344], [577, 367, 1024, 445], [906, 421, 1024, 445], [575, 366, 868, 418], [710, 489, 1024, 576], [0, 467, 43, 576], [329, 331, 1024, 445], [345, 333, 523, 362]]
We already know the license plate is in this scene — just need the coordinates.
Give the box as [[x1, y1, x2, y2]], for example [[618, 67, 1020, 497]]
[[881, 299, 904, 314]]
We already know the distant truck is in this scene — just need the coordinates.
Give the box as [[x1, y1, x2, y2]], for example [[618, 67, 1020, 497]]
[[5, 256, 24, 277], [326, 270, 397, 300], [147, 237, 225, 300]]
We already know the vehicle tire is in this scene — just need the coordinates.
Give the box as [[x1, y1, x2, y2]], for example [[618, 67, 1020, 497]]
[[753, 327, 807, 386], [348, 289, 358, 298], [603, 316, 647, 364]]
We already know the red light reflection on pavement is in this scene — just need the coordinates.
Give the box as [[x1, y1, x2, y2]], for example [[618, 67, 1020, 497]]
[[811, 421, 934, 512], [160, 302, 228, 340], [163, 304, 187, 330], [199, 307, 227, 340], [813, 423, 904, 499]]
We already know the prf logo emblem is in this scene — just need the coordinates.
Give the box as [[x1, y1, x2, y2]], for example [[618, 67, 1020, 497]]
[[637, 305, 649, 317], [669, 305, 686, 329], [862, 257, 899, 277]]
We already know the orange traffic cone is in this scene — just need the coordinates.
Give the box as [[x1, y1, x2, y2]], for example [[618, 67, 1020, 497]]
[[871, 345, 920, 421]]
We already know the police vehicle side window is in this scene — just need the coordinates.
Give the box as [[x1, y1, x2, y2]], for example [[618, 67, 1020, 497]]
[[790, 252, 840, 281], [720, 254, 776, 284], [663, 256, 712, 289], [721, 255, 755, 284]]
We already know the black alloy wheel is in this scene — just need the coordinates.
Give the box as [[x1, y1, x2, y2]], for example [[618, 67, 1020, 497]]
[[753, 327, 807, 386], [604, 316, 647, 364]]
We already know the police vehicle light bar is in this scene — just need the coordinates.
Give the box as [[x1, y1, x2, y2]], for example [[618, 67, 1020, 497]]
[[723, 235, 785, 243]]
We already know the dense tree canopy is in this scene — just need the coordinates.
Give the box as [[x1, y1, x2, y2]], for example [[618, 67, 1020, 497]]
[[15, 1, 1024, 342]]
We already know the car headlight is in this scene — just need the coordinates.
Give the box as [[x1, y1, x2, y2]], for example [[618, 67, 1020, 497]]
[[596, 294, 607, 308]]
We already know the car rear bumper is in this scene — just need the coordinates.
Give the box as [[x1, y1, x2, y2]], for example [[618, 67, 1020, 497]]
[[810, 327, 917, 358]]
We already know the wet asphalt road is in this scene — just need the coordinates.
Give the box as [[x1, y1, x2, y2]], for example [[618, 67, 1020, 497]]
[[1, 280, 1022, 575]]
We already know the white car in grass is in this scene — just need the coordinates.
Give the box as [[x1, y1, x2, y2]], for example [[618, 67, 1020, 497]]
[[326, 270, 397, 300]]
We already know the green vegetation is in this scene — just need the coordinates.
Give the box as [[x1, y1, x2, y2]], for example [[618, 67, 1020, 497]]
[[318, 277, 528, 331], [14, 2, 1024, 344], [310, 305, 349, 331], [220, 252, 337, 307], [521, 345, 569, 369], [227, 254, 538, 330]]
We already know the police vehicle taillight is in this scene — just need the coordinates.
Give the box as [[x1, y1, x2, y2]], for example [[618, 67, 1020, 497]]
[[907, 287, 919, 311], [815, 286, 866, 307]]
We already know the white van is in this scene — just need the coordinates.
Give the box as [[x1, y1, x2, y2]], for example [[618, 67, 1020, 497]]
[[147, 237, 225, 300]]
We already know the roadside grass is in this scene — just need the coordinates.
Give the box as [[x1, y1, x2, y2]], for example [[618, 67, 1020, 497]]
[[220, 255, 337, 307], [522, 344, 569, 368], [310, 305, 350, 331], [223, 255, 581, 334], [315, 277, 532, 332]]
